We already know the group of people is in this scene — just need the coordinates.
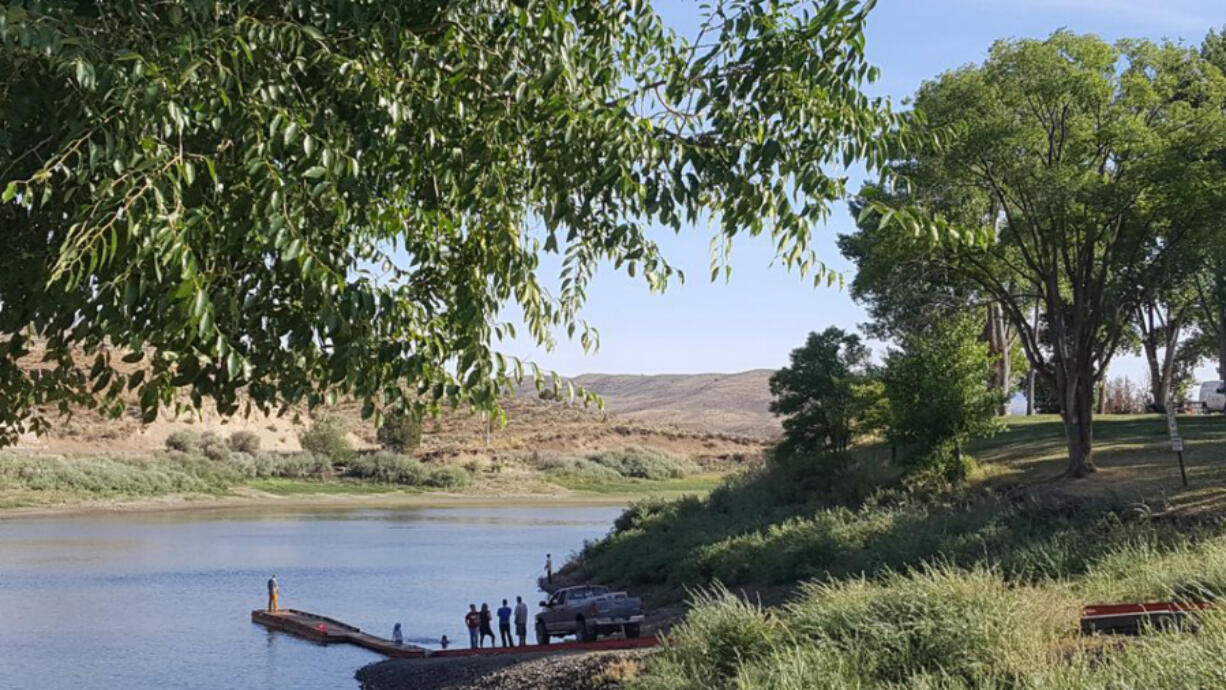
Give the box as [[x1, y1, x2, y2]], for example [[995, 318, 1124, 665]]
[[465, 597, 530, 649], [265, 551, 558, 651]]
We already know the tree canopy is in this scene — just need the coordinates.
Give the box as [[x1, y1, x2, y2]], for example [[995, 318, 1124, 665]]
[[0, 0, 903, 443], [882, 316, 1002, 480], [866, 31, 1226, 476], [769, 326, 874, 457]]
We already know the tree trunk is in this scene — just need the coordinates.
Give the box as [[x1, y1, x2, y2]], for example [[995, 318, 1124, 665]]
[[1061, 373, 1096, 477], [985, 302, 1012, 415], [1218, 321, 1226, 385], [1142, 334, 1164, 408], [1026, 301, 1039, 415], [1026, 367, 1036, 415], [1218, 298, 1226, 384]]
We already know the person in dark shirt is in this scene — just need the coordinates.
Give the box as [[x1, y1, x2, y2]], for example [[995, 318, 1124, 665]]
[[465, 604, 481, 649], [497, 599, 514, 647], [479, 603, 495, 648]]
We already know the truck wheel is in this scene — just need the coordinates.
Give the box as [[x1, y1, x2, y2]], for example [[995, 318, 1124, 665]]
[[577, 616, 597, 642], [624, 623, 641, 638], [535, 621, 549, 646]]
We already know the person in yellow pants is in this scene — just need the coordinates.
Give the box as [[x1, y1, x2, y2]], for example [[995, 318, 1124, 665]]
[[267, 574, 279, 612]]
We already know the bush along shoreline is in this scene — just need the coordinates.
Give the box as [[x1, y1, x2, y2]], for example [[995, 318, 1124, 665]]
[[0, 423, 717, 509]]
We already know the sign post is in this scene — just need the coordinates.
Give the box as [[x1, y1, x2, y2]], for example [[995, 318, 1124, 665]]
[[1165, 404, 1188, 488]]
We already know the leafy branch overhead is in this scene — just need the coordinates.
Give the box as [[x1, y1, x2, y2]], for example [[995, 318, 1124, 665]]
[[0, 0, 905, 442]]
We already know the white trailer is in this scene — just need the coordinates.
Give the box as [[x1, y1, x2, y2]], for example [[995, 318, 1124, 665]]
[[1200, 381, 1226, 413]]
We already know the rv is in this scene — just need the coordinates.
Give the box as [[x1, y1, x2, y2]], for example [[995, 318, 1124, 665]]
[[1200, 381, 1226, 413]]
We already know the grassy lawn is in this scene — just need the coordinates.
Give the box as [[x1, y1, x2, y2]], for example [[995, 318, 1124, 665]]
[[971, 413, 1226, 510]]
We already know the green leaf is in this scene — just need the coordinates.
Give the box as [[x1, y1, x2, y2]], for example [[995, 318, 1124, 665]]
[[1, 182, 15, 203], [304, 166, 326, 179]]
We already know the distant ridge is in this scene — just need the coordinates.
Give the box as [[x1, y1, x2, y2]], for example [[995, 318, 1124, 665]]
[[570, 369, 779, 439]]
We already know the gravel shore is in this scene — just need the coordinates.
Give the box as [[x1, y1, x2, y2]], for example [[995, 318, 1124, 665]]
[[355, 650, 646, 690]]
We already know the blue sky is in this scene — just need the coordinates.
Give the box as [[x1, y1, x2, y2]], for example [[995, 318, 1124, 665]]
[[506, 1, 1224, 387]]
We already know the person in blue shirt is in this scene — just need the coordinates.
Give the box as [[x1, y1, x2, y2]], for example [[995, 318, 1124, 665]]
[[497, 599, 514, 647]]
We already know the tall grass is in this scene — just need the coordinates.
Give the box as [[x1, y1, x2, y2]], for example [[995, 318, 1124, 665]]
[[594, 439, 1226, 688]]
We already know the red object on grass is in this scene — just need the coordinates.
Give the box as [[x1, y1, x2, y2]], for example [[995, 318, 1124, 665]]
[[1080, 601, 1214, 635]]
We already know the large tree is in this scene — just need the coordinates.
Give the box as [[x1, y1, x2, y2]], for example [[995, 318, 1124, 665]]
[[0, 0, 903, 444], [1198, 26, 1226, 386], [871, 32, 1226, 476]]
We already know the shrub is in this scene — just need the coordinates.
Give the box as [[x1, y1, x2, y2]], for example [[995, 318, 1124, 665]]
[[614, 496, 679, 533], [274, 452, 335, 480], [531, 452, 623, 482], [297, 416, 354, 463], [165, 430, 201, 453], [588, 446, 697, 480], [228, 431, 262, 454], [425, 464, 471, 489], [376, 411, 422, 452], [347, 451, 428, 485], [882, 316, 1003, 478], [199, 432, 231, 461]]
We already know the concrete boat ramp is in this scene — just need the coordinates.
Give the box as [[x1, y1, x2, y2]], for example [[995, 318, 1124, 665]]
[[251, 609, 658, 660]]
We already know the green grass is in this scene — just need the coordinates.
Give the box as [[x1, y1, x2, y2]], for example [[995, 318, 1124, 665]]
[[574, 414, 1226, 689], [970, 414, 1226, 508], [244, 478, 418, 496]]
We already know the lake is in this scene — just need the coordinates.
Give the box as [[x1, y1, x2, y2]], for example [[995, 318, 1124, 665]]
[[0, 503, 624, 689]]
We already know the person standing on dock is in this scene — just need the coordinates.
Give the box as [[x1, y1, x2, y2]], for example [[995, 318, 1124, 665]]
[[392, 623, 403, 645], [465, 605, 481, 649], [479, 603, 495, 648], [514, 596, 529, 646], [497, 599, 513, 647], [545, 553, 553, 584], [266, 574, 279, 612]]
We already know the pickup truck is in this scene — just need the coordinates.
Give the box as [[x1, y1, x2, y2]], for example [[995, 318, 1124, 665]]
[[535, 585, 644, 644]]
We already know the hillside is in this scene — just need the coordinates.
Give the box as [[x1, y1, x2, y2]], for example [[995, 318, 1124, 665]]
[[4, 339, 770, 459], [570, 370, 778, 439]]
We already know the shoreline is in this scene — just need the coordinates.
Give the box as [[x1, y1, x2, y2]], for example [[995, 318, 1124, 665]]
[[0, 485, 685, 521], [0, 477, 715, 522]]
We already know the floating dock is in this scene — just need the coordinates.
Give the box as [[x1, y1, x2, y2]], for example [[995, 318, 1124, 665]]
[[252, 609, 427, 658], [252, 608, 659, 659]]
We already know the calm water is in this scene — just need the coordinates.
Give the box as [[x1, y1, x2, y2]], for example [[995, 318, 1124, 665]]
[[0, 503, 623, 689]]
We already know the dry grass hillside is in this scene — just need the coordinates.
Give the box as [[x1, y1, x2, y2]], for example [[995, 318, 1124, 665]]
[[12, 382, 768, 469], [570, 370, 778, 439], [6, 342, 772, 466]]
